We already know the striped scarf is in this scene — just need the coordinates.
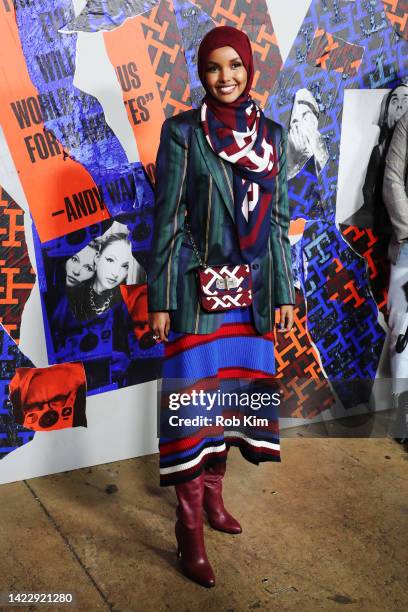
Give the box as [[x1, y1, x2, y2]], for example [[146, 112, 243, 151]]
[[201, 98, 278, 262]]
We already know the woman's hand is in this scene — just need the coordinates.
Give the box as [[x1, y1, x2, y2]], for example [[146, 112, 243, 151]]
[[289, 122, 311, 157], [148, 312, 171, 342], [278, 305, 294, 332]]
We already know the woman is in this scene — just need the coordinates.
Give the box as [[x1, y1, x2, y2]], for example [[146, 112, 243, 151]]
[[383, 103, 408, 442], [51, 234, 135, 389], [147, 26, 295, 588], [345, 81, 408, 230], [286, 88, 329, 180], [340, 82, 408, 324], [68, 232, 132, 321], [65, 242, 99, 288]]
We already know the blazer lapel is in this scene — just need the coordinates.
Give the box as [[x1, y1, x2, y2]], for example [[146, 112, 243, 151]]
[[194, 127, 235, 221]]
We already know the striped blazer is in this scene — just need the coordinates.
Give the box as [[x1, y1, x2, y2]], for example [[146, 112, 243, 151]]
[[147, 109, 295, 335]]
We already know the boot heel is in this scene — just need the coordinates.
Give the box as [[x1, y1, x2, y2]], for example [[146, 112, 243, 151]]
[[174, 475, 216, 588], [175, 521, 181, 558]]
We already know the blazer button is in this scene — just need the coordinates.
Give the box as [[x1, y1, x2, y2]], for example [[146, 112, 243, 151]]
[[251, 263, 259, 270]]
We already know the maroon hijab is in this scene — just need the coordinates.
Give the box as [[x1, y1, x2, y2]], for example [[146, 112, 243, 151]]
[[197, 25, 254, 128]]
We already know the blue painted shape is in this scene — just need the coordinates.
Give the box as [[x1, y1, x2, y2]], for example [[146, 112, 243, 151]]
[[61, 0, 159, 33], [172, 0, 215, 108], [288, 158, 324, 221]]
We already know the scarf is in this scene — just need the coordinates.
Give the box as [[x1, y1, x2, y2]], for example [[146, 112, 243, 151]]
[[197, 26, 278, 262]]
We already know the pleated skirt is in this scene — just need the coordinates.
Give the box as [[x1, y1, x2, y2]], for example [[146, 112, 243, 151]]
[[159, 306, 280, 486]]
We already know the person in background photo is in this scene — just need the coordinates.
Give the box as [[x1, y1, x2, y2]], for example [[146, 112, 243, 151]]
[[286, 87, 329, 180], [49, 231, 149, 390], [383, 103, 408, 443], [68, 232, 132, 321], [345, 80, 408, 230], [65, 241, 99, 288]]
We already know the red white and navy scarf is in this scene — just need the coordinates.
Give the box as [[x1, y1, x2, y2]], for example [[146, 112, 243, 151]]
[[201, 97, 278, 262], [197, 25, 278, 263]]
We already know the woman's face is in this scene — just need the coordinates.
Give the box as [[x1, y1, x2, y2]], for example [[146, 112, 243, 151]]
[[65, 245, 97, 287], [204, 46, 247, 103], [94, 240, 131, 291], [291, 101, 318, 132], [388, 86, 408, 127]]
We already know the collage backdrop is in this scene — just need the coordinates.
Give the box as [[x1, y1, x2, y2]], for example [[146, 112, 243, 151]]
[[0, 0, 407, 462]]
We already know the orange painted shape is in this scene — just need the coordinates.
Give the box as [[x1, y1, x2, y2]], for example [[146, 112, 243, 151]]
[[0, 5, 110, 243], [316, 52, 331, 69], [344, 280, 365, 307], [2, 322, 18, 341], [332, 257, 343, 273], [104, 17, 166, 172], [258, 24, 277, 46], [383, 0, 398, 12], [289, 218, 307, 236], [2, 209, 24, 247], [365, 250, 378, 280], [120, 283, 151, 341], [365, 228, 377, 247]]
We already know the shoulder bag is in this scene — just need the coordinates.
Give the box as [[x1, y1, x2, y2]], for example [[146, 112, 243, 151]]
[[184, 222, 252, 312]]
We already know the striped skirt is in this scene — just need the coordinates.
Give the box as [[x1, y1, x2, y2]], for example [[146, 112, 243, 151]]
[[159, 306, 280, 487]]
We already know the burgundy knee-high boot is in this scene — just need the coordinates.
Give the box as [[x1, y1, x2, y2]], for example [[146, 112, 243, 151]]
[[203, 461, 242, 534], [174, 471, 215, 587]]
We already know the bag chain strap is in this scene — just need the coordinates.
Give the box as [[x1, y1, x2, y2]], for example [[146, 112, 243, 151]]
[[184, 222, 207, 269]]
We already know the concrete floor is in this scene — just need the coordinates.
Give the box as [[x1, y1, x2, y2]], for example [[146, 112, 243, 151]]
[[0, 432, 407, 611]]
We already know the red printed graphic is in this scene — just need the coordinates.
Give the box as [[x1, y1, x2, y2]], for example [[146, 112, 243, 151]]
[[273, 291, 335, 419], [0, 187, 36, 343], [9, 363, 87, 431], [383, 0, 408, 40], [307, 29, 364, 76]]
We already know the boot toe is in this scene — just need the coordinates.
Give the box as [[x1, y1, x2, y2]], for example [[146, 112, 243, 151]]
[[206, 510, 242, 534], [177, 556, 216, 587]]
